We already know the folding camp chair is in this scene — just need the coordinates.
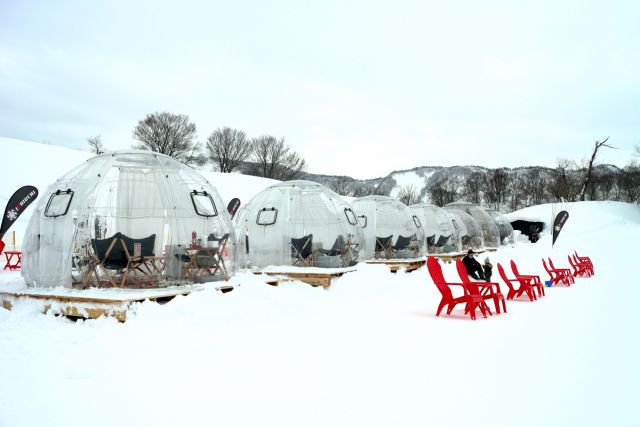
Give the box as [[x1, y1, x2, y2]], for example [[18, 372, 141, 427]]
[[497, 263, 536, 301], [435, 235, 450, 248], [187, 233, 230, 280], [118, 233, 157, 286], [375, 235, 393, 259], [393, 234, 415, 258], [510, 260, 545, 297], [90, 232, 128, 287], [426, 235, 436, 248], [318, 235, 344, 257], [291, 234, 314, 266], [456, 258, 506, 314], [426, 256, 487, 320]]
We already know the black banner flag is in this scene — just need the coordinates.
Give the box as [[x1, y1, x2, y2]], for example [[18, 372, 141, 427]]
[[0, 185, 39, 253], [227, 198, 241, 219], [552, 210, 569, 247]]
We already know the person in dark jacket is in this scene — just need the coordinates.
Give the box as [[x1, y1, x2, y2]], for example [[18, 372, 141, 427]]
[[462, 250, 487, 281]]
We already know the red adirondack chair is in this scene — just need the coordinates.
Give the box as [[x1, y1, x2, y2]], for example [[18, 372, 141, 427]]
[[497, 263, 536, 301], [572, 253, 594, 276], [548, 257, 575, 284], [426, 256, 487, 320], [568, 254, 592, 277], [510, 260, 545, 297], [574, 251, 594, 273], [542, 258, 571, 286], [455, 258, 507, 314]]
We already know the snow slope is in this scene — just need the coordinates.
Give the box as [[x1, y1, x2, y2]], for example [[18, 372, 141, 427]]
[[1, 139, 640, 427]]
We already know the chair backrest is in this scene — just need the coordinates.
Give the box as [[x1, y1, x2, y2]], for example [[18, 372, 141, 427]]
[[435, 234, 450, 247], [91, 232, 126, 269], [548, 257, 558, 270], [426, 257, 454, 300], [120, 233, 156, 258], [510, 260, 523, 277], [497, 263, 515, 293], [455, 258, 480, 294], [331, 235, 345, 252], [394, 235, 412, 251], [291, 234, 313, 259], [426, 235, 436, 246], [375, 235, 393, 253], [568, 255, 577, 269], [541, 258, 551, 273]]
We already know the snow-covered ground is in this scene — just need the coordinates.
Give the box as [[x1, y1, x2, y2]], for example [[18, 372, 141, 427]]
[[1, 138, 639, 426]]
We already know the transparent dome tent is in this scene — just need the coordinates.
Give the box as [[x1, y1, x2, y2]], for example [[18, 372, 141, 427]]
[[234, 180, 365, 268], [485, 209, 515, 245], [409, 203, 461, 254], [22, 150, 236, 289], [445, 201, 501, 249], [443, 208, 484, 251], [351, 196, 426, 260]]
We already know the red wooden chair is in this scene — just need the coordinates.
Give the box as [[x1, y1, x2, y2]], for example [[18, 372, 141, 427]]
[[548, 257, 575, 284], [426, 256, 487, 320], [497, 263, 536, 301], [455, 258, 507, 314], [572, 253, 594, 276], [574, 251, 594, 273], [568, 254, 592, 277], [510, 260, 545, 297], [542, 258, 571, 286]]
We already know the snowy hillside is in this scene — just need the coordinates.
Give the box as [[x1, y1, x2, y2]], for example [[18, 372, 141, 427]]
[[1, 138, 640, 427]]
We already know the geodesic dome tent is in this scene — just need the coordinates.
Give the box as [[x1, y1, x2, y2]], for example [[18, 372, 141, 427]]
[[351, 196, 426, 260], [445, 201, 501, 249], [22, 150, 236, 289], [409, 203, 460, 254], [443, 208, 484, 251], [234, 180, 365, 268], [485, 209, 514, 245]]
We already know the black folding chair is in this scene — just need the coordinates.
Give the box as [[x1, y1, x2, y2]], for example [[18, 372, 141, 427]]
[[291, 234, 314, 266], [375, 235, 393, 259]]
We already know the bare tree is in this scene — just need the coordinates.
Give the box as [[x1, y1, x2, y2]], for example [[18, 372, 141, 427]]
[[428, 180, 457, 206], [463, 172, 484, 204], [578, 137, 616, 201], [484, 169, 510, 210], [87, 135, 104, 154], [549, 159, 579, 202], [396, 185, 420, 206], [246, 135, 306, 180], [521, 169, 548, 206], [206, 127, 252, 172], [132, 111, 205, 166]]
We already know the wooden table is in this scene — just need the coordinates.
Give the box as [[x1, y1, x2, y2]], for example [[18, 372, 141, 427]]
[[3, 251, 21, 270]]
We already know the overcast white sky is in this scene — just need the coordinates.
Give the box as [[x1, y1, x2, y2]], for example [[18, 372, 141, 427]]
[[1, 0, 639, 178]]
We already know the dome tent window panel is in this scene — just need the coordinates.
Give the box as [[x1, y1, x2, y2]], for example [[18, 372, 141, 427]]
[[344, 208, 358, 225], [257, 208, 278, 225], [44, 190, 74, 218], [191, 191, 218, 217], [412, 215, 422, 228]]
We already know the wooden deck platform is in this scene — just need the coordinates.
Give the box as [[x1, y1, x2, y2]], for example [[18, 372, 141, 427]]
[[365, 258, 426, 273], [255, 268, 356, 288], [0, 284, 233, 322]]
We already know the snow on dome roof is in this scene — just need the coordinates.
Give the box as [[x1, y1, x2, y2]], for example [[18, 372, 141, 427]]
[[234, 180, 364, 268], [351, 196, 426, 259], [22, 150, 236, 288]]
